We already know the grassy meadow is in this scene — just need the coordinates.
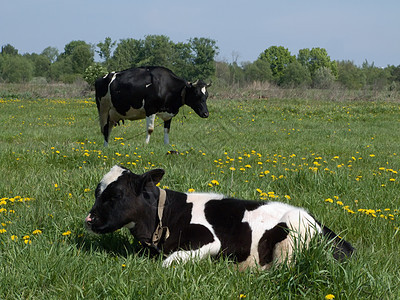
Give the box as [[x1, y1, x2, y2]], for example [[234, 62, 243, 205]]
[[1, 94, 400, 299]]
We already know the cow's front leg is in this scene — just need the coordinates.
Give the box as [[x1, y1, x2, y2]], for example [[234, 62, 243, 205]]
[[103, 120, 113, 147], [162, 240, 221, 267], [145, 114, 156, 144], [163, 119, 171, 144]]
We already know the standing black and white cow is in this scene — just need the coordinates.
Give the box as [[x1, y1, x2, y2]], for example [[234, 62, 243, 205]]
[[95, 66, 210, 146], [85, 166, 354, 269]]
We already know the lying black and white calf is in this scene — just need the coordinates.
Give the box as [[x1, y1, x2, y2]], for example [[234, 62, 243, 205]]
[[85, 166, 354, 269]]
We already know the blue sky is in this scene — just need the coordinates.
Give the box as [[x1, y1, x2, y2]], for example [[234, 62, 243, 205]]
[[1, 0, 399, 67]]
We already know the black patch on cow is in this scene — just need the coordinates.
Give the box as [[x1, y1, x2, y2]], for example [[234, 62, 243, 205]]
[[258, 222, 289, 266], [204, 198, 262, 262], [161, 190, 213, 253]]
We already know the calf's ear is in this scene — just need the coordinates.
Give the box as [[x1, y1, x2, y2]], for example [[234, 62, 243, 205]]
[[137, 169, 165, 194], [144, 168, 165, 184]]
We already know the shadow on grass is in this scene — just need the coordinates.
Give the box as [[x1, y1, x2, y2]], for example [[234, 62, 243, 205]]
[[70, 227, 159, 261]]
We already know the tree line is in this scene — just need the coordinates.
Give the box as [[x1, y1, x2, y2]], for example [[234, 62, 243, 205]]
[[1, 36, 400, 91]]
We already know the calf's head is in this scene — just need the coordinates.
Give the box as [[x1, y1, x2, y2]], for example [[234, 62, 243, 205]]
[[185, 80, 211, 118], [85, 165, 165, 234]]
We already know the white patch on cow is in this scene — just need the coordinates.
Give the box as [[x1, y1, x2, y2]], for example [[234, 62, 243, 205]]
[[98, 165, 125, 195], [186, 192, 224, 228], [145, 114, 156, 144], [201, 86, 206, 95], [103, 71, 115, 79], [161, 193, 224, 267], [124, 222, 136, 229], [241, 202, 321, 269]]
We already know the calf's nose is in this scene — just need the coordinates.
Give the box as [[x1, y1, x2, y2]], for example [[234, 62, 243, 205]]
[[85, 214, 93, 225]]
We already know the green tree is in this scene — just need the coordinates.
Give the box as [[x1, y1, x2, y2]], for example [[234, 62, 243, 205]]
[[84, 63, 108, 88], [189, 37, 218, 80], [24, 53, 51, 78], [243, 59, 273, 83], [171, 42, 192, 78], [362, 60, 391, 90], [63, 40, 91, 57], [41, 46, 59, 63], [96, 37, 116, 70], [312, 66, 336, 89], [229, 62, 245, 85], [49, 57, 74, 82], [337, 60, 365, 89], [280, 61, 311, 87], [297, 47, 338, 78], [110, 38, 144, 70], [389, 65, 400, 83], [1, 44, 18, 55], [259, 46, 295, 84], [70, 44, 94, 74], [1, 55, 34, 82], [139, 35, 175, 68]]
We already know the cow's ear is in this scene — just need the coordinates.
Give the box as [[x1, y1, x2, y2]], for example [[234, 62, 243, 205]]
[[137, 169, 165, 193], [144, 168, 165, 184]]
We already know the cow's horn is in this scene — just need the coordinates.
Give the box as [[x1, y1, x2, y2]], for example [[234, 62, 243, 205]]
[[207, 81, 212, 87]]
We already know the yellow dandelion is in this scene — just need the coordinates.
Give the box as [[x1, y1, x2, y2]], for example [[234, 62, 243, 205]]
[[32, 229, 42, 235], [24, 239, 32, 245], [0, 229, 6, 234], [325, 294, 335, 300], [188, 188, 195, 193], [11, 235, 18, 241], [62, 230, 72, 236]]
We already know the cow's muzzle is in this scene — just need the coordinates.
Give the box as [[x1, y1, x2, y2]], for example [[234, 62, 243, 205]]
[[200, 111, 209, 118]]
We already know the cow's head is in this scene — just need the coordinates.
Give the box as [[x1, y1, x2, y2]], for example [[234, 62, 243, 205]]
[[184, 80, 211, 118], [85, 166, 165, 234]]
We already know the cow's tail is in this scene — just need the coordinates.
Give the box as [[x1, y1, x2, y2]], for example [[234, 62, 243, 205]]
[[320, 225, 355, 261]]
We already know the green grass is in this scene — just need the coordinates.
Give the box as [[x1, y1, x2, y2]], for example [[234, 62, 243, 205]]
[[1, 96, 400, 299]]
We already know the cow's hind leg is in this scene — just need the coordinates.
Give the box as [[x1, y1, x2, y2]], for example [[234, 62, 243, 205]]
[[273, 209, 321, 265], [163, 119, 171, 144], [145, 114, 156, 144]]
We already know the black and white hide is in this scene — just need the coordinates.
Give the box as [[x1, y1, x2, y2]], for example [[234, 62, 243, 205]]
[[94, 66, 210, 146], [85, 166, 354, 269]]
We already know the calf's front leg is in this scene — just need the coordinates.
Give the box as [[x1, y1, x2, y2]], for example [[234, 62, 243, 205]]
[[162, 240, 221, 267]]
